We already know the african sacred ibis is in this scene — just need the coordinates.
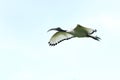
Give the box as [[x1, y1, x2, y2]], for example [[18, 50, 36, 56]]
[[48, 24, 101, 46]]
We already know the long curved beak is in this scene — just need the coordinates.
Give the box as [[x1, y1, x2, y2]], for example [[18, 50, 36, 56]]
[[47, 28, 57, 32]]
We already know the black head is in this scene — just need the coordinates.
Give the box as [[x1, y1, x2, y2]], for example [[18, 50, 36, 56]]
[[48, 27, 66, 32], [56, 27, 66, 32]]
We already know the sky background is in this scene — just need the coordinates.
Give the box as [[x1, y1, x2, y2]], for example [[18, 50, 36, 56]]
[[0, 0, 120, 80]]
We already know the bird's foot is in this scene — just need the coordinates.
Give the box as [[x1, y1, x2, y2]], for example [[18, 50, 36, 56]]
[[94, 36, 101, 41]]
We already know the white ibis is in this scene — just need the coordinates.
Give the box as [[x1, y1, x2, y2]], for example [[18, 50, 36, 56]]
[[48, 24, 101, 46]]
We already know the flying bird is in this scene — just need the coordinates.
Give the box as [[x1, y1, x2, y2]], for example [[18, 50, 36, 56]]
[[48, 24, 101, 46]]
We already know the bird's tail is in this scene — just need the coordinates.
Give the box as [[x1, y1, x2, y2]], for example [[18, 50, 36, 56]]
[[88, 35, 101, 41]]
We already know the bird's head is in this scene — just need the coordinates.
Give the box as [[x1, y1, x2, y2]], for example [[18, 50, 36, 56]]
[[47, 27, 66, 32]]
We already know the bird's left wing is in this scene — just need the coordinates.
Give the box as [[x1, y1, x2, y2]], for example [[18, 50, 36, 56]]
[[74, 24, 95, 34], [48, 32, 74, 46]]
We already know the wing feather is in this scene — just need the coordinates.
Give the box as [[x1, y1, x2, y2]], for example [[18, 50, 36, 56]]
[[48, 32, 74, 46], [74, 24, 94, 34]]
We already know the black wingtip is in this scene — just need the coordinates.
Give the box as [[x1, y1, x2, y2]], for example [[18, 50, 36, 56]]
[[48, 42, 58, 46], [48, 37, 74, 46]]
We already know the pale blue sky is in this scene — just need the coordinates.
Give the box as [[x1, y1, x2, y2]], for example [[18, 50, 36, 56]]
[[0, 0, 120, 80]]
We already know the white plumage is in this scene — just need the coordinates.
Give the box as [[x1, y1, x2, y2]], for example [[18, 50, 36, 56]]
[[48, 24, 101, 46]]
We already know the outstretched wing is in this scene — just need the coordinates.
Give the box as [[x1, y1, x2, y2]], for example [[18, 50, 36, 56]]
[[74, 24, 95, 34], [48, 32, 74, 46]]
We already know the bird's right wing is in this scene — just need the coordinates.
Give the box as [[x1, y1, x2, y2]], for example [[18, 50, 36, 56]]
[[48, 32, 74, 46]]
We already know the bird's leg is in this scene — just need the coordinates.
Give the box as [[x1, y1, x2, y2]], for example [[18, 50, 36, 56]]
[[93, 36, 101, 41], [90, 29, 97, 34], [87, 35, 101, 41]]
